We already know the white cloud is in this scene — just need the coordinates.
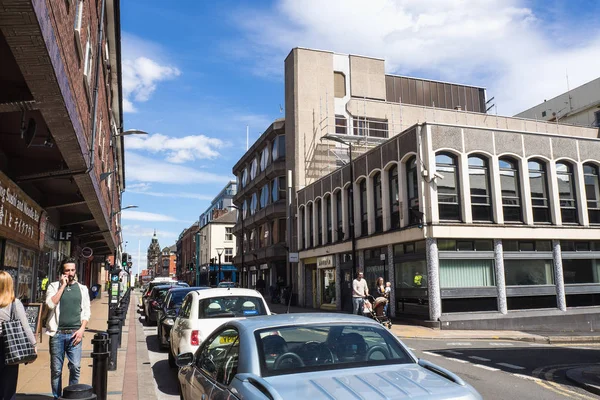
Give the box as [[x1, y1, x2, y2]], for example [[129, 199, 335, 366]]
[[125, 151, 233, 185], [121, 210, 179, 222], [122, 225, 178, 241], [125, 133, 225, 163], [122, 33, 181, 113], [126, 182, 212, 200], [232, 0, 600, 115]]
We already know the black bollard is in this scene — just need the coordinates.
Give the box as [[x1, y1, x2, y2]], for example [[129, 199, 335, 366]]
[[107, 319, 120, 371], [115, 307, 125, 348], [91, 333, 109, 400], [59, 383, 97, 399]]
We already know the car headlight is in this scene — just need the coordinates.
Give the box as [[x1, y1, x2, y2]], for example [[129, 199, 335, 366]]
[[164, 318, 174, 326]]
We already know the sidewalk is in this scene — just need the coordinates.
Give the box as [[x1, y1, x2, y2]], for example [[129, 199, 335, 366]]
[[15, 292, 141, 400]]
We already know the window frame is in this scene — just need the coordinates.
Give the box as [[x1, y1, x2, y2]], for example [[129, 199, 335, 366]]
[[359, 179, 368, 236], [468, 155, 493, 222], [528, 159, 551, 223], [316, 198, 323, 246], [373, 172, 383, 232], [335, 190, 343, 242], [556, 161, 578, 224], [499, 157, 522, 222], [435, 153, 461, 221], [325, 194, 332, 244], [388, 165, 400, 230], [584, 163, 600, 224]]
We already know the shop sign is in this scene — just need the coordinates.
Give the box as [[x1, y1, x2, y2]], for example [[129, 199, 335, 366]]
[[58, 231, 73, 241], [317, 255, 334, 269], [0, 171, 42, 249], [249, 266, 257, 271], [288, 252, 299, 263], [259, 264, 268, 270]]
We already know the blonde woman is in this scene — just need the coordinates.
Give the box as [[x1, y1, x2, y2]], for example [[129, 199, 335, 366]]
[[0, 270, 37, 400]]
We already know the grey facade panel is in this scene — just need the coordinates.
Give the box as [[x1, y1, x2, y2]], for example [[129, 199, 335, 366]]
[[552, 137, 579, 161], [431, 125, 462, 152], [342, 165, 351, 185], [332, 169, 342, 191], [494, 131, 523, 156], [382, 139, 399, 168], [354, 155, 367, 179], [298, 190, 305, 207], [464, 128, 494, 155], [307, 185, 314, 203], [505, 286, 557, 296], [367, 149, 382, 171], [579, 140, 600, 162], [398, 128, 417, 160], [440, 287, 497, 298], [314, 180, 322, 198], [523, 134, 552, 159], [322, 175, 331, 194]]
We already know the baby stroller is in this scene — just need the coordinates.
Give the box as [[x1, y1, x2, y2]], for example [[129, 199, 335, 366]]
[[363, 295, 392, 329]]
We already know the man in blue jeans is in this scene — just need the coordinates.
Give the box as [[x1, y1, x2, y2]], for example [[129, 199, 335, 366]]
[[352, 271, 369, 315], [45, 258, 91, 399]]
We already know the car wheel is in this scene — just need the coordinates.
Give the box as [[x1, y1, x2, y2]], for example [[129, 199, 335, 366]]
[[168, 348, 176, 368]]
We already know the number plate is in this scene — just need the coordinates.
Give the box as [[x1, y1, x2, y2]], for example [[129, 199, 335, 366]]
[[219, 336, 236, 344]]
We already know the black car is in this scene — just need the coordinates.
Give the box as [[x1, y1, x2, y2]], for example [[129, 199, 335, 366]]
[[157, 286, 209, 349], [144, 284, 187, 325], [142, 281, 188, 318]]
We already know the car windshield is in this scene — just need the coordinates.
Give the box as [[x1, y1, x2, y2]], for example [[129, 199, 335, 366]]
[[255, 324, 413, 376], [198, 296, 266, 319], [167, 289, 194, 307]]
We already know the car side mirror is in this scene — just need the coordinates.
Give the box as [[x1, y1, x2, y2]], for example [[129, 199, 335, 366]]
[[176, 352, 194, 367]]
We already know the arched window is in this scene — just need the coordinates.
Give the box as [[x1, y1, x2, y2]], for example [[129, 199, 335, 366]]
[[326, 195, 332, 244], [359, 179, 368, 235], [335, 191, 343, 241], [556, 162, 578, 223], [468, 155, 492, 221], [389, 165, 400, 230], [307, 202, 314, 248], [436, 153, 460, 221], [584, 164, 600, 224], [316, 198, 323, 246], [407, 157, 420, 224], [528, 160, 550, 223], [299, 207, 305, 249], [499, 158, 522, 222], [347, 185, 354, 236], [373, 172, 383, 232]]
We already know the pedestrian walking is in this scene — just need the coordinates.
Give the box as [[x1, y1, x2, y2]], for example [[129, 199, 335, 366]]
[[0, 270, 37, 400], [352, 271, 369, 315], [45, 258, 91, 399]]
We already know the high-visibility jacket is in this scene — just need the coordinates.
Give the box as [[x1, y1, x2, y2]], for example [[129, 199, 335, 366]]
[[41, 277, 49, 291], [413, 274, 423, 287]]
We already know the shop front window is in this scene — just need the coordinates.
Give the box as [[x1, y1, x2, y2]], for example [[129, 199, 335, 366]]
[[395, 259, 427, 289], [562, 259, 600, 284], [321, 268, 336, 306], [504, 259, 554, 285], [439, 259, 495, 288], [18, 248, 35, 302], [3, 243, 20, 296]]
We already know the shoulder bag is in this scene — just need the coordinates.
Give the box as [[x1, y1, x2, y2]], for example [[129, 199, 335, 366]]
[[1, 301, 37, 365]]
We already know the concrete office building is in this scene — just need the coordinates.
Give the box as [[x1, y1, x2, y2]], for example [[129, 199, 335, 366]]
[[515, 77, 600, 128], [199, 181, 237, 228]]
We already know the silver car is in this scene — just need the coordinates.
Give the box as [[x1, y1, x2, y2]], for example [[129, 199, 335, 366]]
[[177, 313, 482, 400]]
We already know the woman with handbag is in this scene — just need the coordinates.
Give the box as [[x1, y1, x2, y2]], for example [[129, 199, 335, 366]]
[[0, 270, 37, 400]]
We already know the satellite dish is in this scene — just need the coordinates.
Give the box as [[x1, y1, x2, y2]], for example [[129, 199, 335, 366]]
[[24, 118, 37, 147]]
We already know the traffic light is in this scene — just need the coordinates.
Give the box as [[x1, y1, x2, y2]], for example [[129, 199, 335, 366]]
[[121, 253, 128, 267]]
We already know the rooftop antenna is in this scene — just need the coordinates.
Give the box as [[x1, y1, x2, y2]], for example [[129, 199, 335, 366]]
[[246, 126, 249, 151], [566, 70, 573, 111]]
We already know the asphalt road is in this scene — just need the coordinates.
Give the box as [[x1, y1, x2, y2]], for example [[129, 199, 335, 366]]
[[402, 338, 600, 399]]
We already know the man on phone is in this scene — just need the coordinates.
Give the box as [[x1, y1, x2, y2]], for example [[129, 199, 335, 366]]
[[45, 258, 91, 399]]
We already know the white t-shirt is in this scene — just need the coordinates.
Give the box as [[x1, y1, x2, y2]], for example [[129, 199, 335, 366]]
[[352, 279, 368, 298]]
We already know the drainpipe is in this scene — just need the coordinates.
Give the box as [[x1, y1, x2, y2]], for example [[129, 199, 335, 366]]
[[86, 0, 106, 173]]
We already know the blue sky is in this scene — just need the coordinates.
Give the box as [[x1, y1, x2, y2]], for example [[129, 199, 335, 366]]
[[119, 0, 600, 271]]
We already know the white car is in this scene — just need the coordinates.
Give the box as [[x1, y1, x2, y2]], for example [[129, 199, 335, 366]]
[[168, 288, 270, 367]]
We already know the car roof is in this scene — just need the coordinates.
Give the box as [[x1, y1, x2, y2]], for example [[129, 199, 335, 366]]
[[153, 284, 182, 290], [168, 286, 209, 293], [227, 313, 384, 331], [192, 288, 263, 299]]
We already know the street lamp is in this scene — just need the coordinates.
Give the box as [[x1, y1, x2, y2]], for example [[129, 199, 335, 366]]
[[227, 205, 244, 287], [216, 248, 224, 285], [111, 205, 138, 217], [113, 129, 149, 137], [320, 134, 358, 278]]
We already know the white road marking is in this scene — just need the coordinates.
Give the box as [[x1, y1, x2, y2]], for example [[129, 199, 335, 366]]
[[469, 356, 491, 362], [446, 342, 472, 346], [513, 374, 541, 382], [444, 350, 463, 355], [473, 364, 499, 371], [407, 347, 415, 350], [446, 357, 469, 364], [490, 342, 514, 346], [422, 351, 441, 357], [497, 362, 526, 370]]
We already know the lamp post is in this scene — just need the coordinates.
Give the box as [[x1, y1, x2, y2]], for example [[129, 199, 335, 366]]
[[320, 134, 357, 278], [228, 205, 243, 287], [216, 248, 224, 285]]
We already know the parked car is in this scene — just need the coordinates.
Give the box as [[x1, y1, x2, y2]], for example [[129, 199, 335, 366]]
[[145, 284, 187, 325], [177, 313, 482, 400], [216, 281, 238, 288], [157, 286, 209, 350], [169, 288, 270, 367], [142, 281, 188, 317]]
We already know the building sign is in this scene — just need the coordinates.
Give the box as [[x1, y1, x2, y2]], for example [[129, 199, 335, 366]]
[[317, 255, 334, 269], [58, 231, 73, 241], [0, 171, 42, 249], [259, 264, 268, 270]]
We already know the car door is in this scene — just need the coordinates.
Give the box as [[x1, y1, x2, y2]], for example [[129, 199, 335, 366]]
[[188, 328, 239, 400], [172, 294, 192, 354]]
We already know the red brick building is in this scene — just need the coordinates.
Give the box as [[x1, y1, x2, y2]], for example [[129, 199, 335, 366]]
[[158, 245, 176, 278], [0, 0, 125, 299], [176, 223, 198, 285]]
